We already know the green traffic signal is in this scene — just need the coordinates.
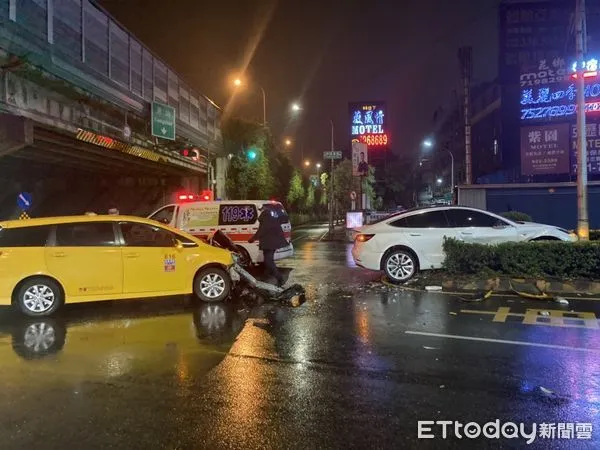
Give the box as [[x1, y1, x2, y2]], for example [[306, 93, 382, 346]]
[[247, 149, 257, 160]]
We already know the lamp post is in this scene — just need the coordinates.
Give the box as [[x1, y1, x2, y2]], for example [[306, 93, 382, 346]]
[[232, 78, 267, 126], [422, 139, 454, 203], [329, 120, 335, 235]]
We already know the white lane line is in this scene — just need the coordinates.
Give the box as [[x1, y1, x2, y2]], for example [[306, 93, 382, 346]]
[[292, 233, 309, 243], [405, 330, 600, 353]]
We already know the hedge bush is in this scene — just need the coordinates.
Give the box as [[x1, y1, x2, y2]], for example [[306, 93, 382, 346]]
[[442, 238, 600, 279], [500, 211, 532, 222]]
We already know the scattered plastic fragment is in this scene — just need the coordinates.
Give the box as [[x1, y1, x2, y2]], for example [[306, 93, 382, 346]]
[[458, 290, 493, 302], [539, 311, 550, 316], [449, 312, 458, 316], [554, 296, 569, 305], [425, 286, 443, 291], [423, 346, 438, 350]]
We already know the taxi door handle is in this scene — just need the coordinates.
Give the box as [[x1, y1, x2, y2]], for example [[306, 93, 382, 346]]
[[124, 252, 140, 259], [51, 252, 66, 258]]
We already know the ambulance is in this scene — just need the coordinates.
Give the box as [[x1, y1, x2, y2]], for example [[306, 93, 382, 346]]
[[148, 198, 294, 265]]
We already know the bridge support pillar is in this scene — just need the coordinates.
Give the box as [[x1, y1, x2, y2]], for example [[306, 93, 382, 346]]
[[181, 175, 202, 194], [0, 114, 33, 157]]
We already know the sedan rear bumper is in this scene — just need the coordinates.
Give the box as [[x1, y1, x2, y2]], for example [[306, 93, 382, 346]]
[[352, 245, 381, 271]]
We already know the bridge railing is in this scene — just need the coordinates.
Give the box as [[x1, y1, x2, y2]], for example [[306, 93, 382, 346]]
[[0, 0, 220, 145]]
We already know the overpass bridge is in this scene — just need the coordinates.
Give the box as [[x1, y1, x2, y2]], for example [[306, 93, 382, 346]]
[[0, 0, 221, 218]]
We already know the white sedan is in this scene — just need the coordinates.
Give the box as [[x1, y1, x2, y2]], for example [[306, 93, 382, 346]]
[[351, 206, 578, 284]]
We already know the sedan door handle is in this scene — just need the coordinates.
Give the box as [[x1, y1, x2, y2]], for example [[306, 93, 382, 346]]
[[124, 252, 140, 259], [409, 233, 422, 236], [51, 252, 66, 258], [460, 231, 473, 235]]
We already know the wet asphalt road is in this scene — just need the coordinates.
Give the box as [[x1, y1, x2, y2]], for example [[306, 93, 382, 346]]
[[0, 223, 599, 449]]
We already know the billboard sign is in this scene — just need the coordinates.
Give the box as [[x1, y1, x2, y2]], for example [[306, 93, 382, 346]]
[[520, 123, 570, 175], [349, 102, 388, 148], [519, 58, 568, 88], [520, 80, 600, 121], [352, 141, 369, 177], [570, 121, 600, 175], [499, 1, 570, 84]]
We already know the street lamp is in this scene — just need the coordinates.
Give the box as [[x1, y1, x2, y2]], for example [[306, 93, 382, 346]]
[[285, 138, 292, 146], [436, 177, 443, 185], [316, 163, 321, 169], [304, 160, 310, 167], [231, 76, 267, 126], [422, 138, 454, 198], [291, 103, 302, 112]]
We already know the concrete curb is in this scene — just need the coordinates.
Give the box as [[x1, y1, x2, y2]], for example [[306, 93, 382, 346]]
[[413, 276, 600, 296]]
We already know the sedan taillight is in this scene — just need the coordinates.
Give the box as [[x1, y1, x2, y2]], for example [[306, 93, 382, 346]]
[[355, 234, 375, 242]]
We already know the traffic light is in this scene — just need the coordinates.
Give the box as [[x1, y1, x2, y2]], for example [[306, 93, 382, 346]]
[[181, 148, 200, 161], [247, 149, 257, 161]]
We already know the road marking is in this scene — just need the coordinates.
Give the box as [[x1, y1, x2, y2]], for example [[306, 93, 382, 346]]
[[405, 330, 600, 353], [460, 307, 599, 329], [318, 229, 329, 241], [292, 233, 308, 243]]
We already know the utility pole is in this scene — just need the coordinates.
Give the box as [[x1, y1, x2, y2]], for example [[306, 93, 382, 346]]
[[259, 86, 267, 126], [459, 47, 473, 184], [447, 150, 455, 203], [329, 120, 335, 235], [576, 0, 589, 240]]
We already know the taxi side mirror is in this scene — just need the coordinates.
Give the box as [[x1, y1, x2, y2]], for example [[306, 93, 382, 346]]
[[174, 239, 184, 250]]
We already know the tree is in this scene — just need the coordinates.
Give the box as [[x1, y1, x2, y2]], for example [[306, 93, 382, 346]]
[[287, 170, 305, 211], [305, 182, 315, 210], [377, 155, 416, 208], [320, 173, 329, 206], [270, 150, 294, 203], [221, 118, 275, 199], [330, 159, 376, 212]]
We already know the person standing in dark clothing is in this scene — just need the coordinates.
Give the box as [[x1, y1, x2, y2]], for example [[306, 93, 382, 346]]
[[248, 205, 289, 286]]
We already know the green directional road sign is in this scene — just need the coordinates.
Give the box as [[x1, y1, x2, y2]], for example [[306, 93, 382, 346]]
[[323, 150, 342, 160], [151, 102, 176, 140]]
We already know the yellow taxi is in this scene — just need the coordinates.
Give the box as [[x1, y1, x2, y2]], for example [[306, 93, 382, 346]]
[[0, 215, 235, 317]]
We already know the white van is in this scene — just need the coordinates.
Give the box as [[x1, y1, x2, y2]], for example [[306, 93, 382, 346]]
[[148, 199, 294, 265]]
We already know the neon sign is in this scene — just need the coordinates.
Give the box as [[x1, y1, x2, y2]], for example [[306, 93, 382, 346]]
[[349, 102, 388, 148], [520, 58, 567, 88], [520, 83, 600, 106], [520, 82, 600, 120], [521, 102, 600, 120], [571, 58, 598, 79], [357, 134, 389, 146]]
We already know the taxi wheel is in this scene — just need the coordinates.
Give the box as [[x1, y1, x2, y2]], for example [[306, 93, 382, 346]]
[[15, 277, 63, 317], [194, 267, 231, 303]]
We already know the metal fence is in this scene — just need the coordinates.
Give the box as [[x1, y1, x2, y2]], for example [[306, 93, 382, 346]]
[[0, 0, 220, 143]]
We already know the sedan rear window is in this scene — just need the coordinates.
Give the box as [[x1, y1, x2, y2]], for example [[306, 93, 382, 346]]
[[390, 210, 450, 228]]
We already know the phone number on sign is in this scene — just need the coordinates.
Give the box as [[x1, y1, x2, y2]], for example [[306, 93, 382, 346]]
[[359, 134, 389, 146]]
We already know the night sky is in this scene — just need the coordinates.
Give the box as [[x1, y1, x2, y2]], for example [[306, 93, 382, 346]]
[[98, 0, 499, 163]]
